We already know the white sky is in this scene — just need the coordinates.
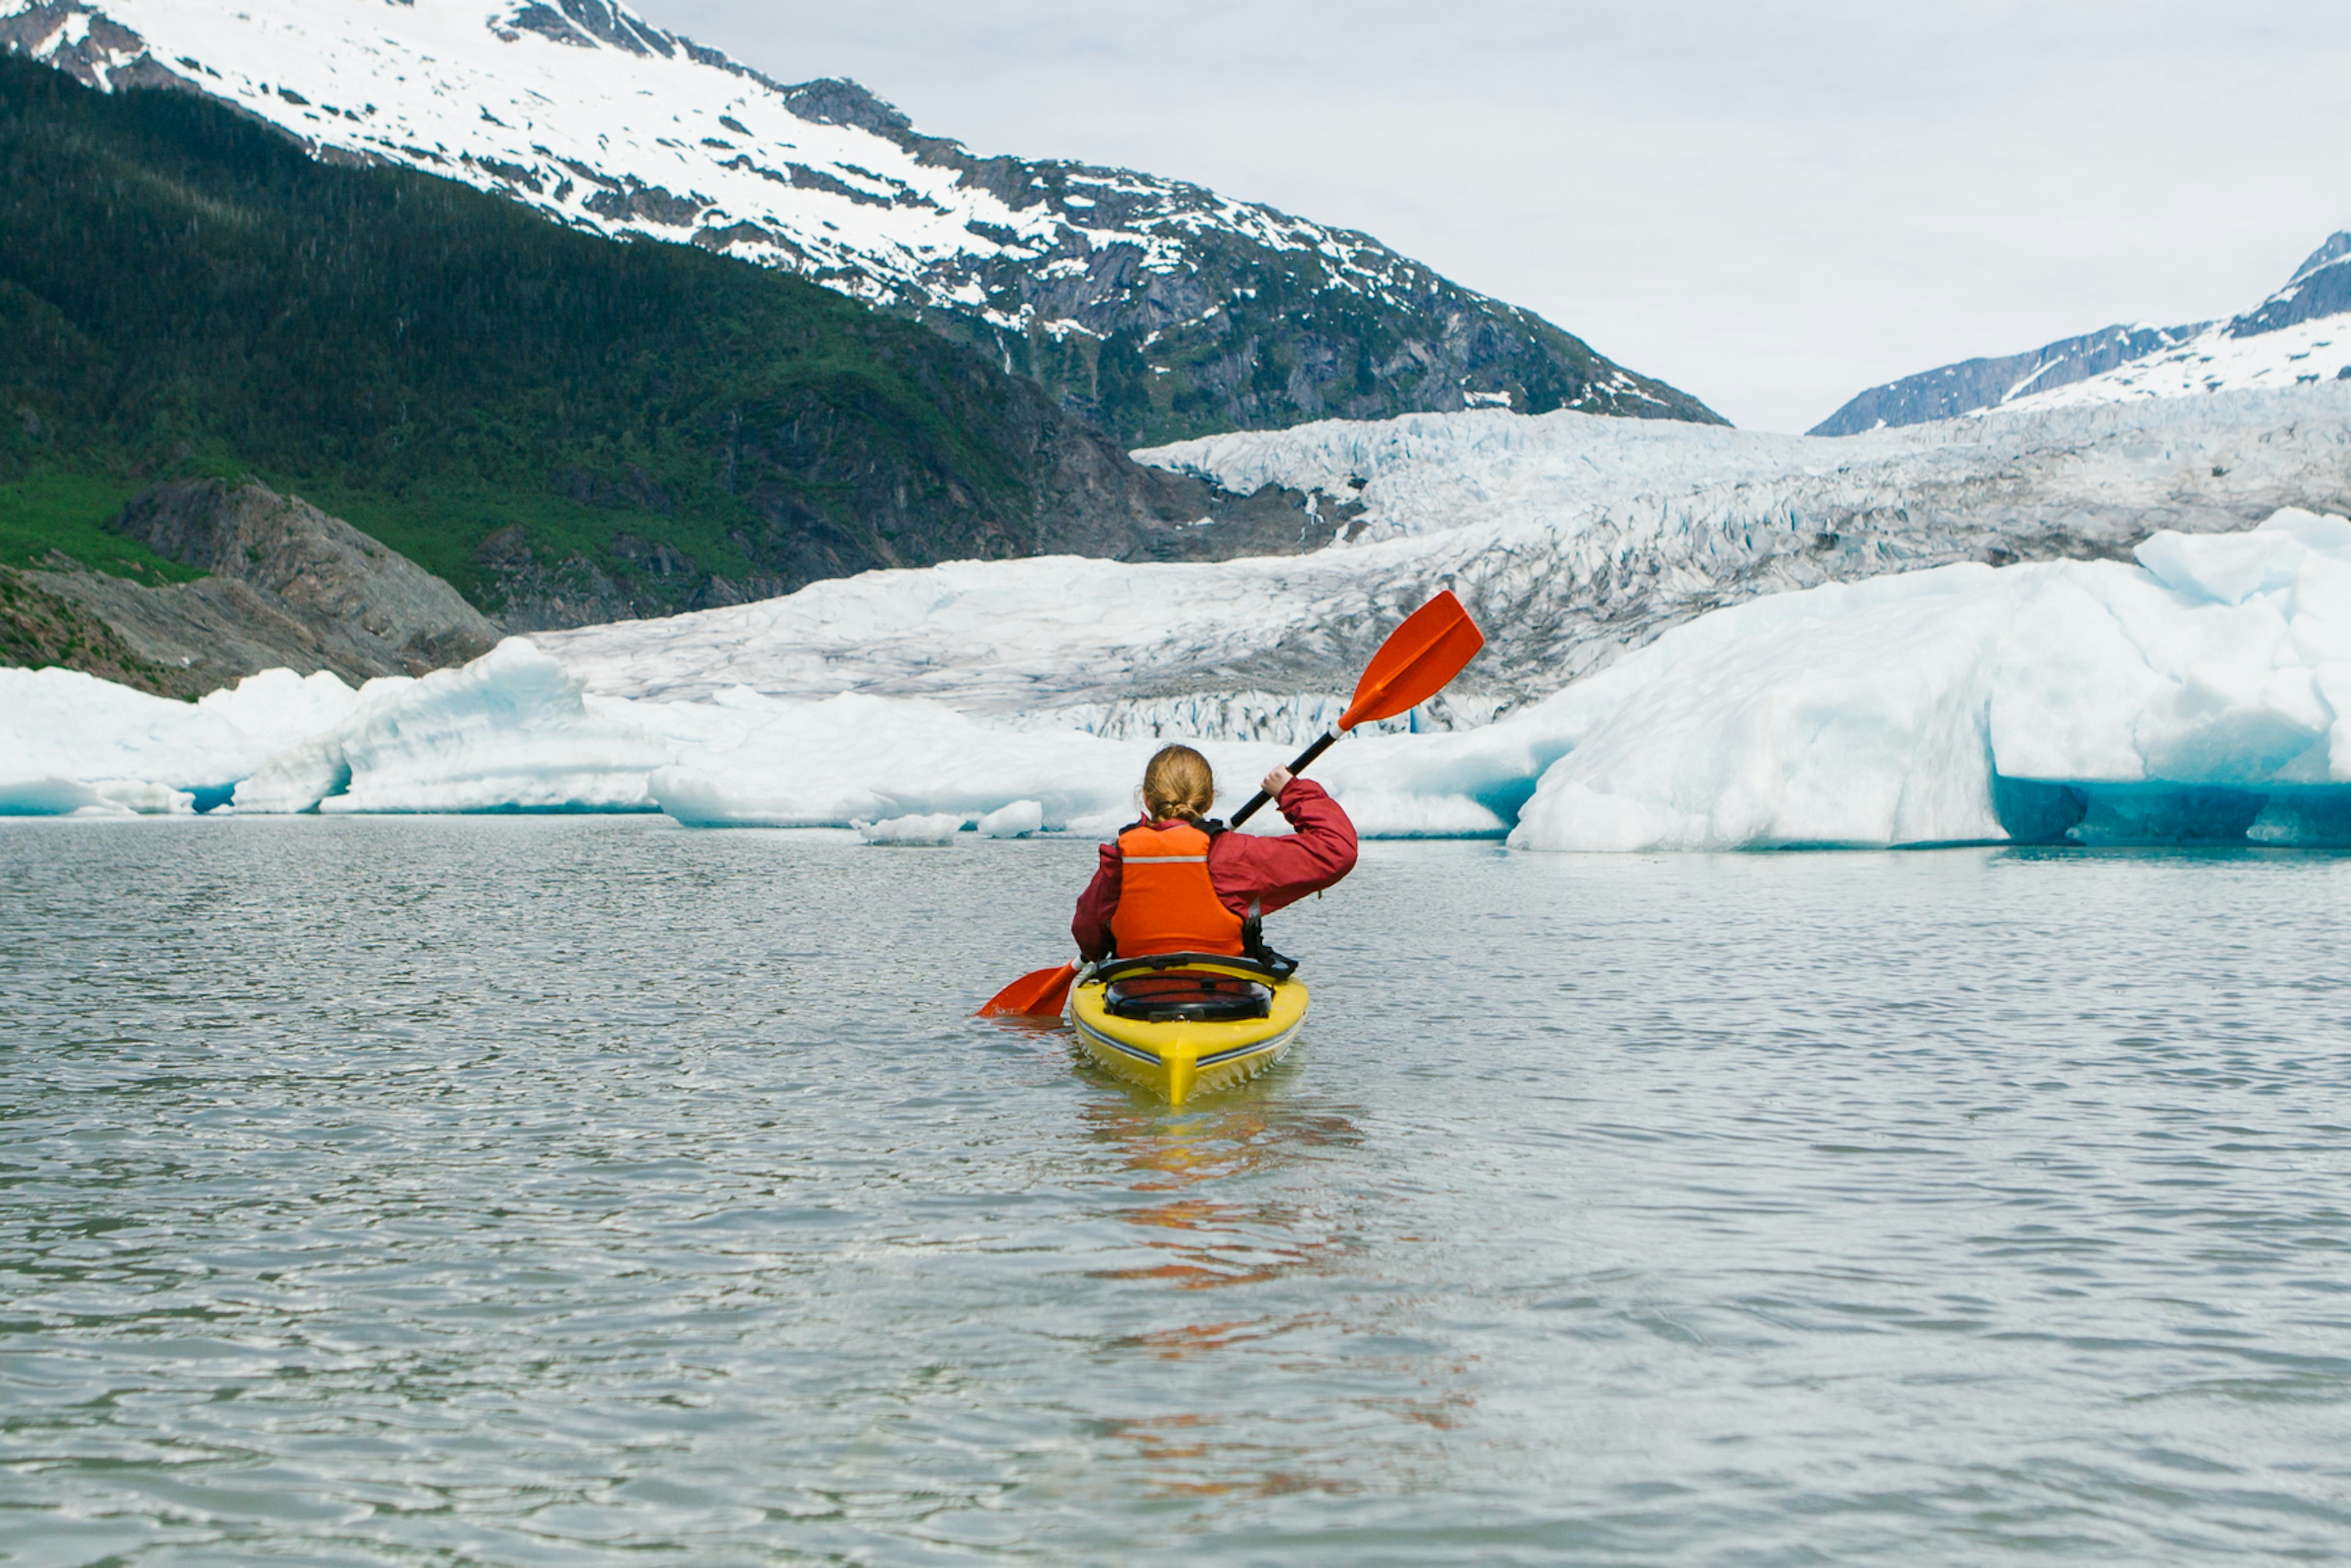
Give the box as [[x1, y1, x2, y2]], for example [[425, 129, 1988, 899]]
[[635, 1, 2351, 433]]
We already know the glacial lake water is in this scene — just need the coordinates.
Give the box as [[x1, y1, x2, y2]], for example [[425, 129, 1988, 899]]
[[6, 817, 2351, 1564]]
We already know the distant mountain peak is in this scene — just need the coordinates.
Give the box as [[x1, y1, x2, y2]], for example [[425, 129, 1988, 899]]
[[0, 0, 1723, 441], [2289, 231, 2351, 285], [1812, 229, 2351, 435]]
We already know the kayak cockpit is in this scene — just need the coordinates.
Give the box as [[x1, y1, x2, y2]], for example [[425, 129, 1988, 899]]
[[1070, 951, 1308, 1106]]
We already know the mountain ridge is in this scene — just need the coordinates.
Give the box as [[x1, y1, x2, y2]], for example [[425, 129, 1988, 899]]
[[0, 0, 1725, 445], [1813, 231, 2351, 435]]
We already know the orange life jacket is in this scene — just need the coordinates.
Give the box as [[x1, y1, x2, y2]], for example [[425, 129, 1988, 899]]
[[1108, 820, 1245, 958]]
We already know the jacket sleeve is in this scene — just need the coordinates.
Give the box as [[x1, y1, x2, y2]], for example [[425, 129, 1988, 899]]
[[1210, 778, 1359, 918], [1071, 841, 1122, 961]]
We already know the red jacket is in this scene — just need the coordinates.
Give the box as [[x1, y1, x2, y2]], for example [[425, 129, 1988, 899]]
[[1071, 778, 1357, 961]]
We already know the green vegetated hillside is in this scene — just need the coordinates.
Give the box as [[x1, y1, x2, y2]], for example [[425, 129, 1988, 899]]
[[0, 57, 1271, 628]]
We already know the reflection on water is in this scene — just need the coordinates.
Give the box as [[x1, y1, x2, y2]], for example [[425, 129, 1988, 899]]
[[6, 819, 2351, 1562], [1083, 1093, 1362, 1292], [1070, 1089, 1459, 1501]]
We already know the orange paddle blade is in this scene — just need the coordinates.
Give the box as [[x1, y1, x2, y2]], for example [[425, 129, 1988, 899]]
[[978, 962, 1078, 1018], [1338, 590, 1485, 730]]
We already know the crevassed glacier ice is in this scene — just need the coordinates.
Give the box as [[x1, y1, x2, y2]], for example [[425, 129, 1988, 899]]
[[544, 386, 2351, 731]]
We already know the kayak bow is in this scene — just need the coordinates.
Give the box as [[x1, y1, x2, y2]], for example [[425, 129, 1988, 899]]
[[1068, 953, 1308, 1106]]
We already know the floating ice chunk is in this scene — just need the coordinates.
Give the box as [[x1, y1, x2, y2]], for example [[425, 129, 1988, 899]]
[[977, 800, 1044, 838], [1310, 790, 1507, 838], [857, 812, 964, 845], [1510, 507, 2351, 850], [88, 779, 198, 814], [234, 639, 665, 814], [640, 689, 1281, 830], [0, 666, 337, 811]]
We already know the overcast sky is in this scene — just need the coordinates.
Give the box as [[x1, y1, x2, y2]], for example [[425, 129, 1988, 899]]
[[636, 1, 2351, 432]]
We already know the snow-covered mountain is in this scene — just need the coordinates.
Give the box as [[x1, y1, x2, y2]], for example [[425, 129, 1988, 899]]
[[1813, 232, 2351, 435], [0, 0, 1720, 443]]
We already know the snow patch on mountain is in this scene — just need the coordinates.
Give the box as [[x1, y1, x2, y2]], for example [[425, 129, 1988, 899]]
[[2003, 310, 2351, 414], [1, 0, 1056, 310]]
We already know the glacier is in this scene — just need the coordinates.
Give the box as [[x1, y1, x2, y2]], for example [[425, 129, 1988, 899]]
[[544, 386, 2351, 726], [10, 509, 2351, 851]]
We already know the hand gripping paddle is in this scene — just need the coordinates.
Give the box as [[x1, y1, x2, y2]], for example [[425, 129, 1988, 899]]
[[977, 589, 1485, 1017], [1228, 588, 1486, 826]]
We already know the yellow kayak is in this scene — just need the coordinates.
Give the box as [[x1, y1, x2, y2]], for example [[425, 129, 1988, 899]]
[[1069, 953, 1308, 1106]]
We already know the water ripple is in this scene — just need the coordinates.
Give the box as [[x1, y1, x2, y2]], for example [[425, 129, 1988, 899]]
[[5, 822, 2351, 1561]]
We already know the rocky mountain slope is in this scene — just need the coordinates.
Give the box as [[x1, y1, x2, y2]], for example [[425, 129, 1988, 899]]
[[27, 480, 502, 690], [1813, 232, 2351, 435], [0, 0, 1722, 445], [0, 562, 194, 696], [0, 57, 1333, 633]]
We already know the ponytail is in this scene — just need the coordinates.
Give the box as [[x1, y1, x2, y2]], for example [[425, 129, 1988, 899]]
[[1141, 745, 1215, 822]]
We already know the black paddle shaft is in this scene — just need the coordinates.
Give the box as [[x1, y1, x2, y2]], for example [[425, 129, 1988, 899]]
[[1229, 730, 1340, 828]]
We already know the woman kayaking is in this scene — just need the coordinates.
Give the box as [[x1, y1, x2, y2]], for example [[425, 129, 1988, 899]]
[[1073, 744, 1357, 963]]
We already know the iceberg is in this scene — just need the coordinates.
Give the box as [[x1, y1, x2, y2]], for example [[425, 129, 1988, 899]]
[[977, 800, 1045, 839], [0, 664, 361, 812], [856, 813, 966, 846], [1507, 509, 2351, 850], [234, 639, 666, 814]]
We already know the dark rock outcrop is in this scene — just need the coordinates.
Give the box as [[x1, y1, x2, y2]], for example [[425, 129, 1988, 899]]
[[26, 479, 500, 686]]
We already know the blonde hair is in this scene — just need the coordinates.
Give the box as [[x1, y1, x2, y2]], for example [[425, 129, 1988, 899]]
[[1141, 744, 1215, 822]]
